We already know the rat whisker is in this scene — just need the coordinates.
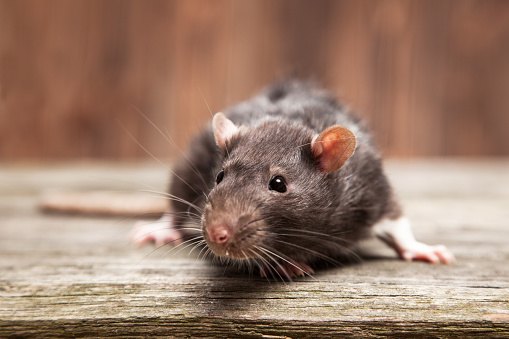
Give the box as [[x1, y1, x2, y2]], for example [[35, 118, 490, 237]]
[[296, 136, 355, 151], [245, 215, 271, 226], [104, 214, 176, 241], [131, 217, 199, 229], [275, 233, 357, 252], [160, 235, 204, 258], [246, 249, 265, 279], [197, 241, 211, 261], [240, 250, 256, 277], [131, 104, 210, 191], [252, 247, 285, 282], [275, 227, 355, 245], [140, 190, 203, 213], [256, 245, 314, 280], [189, 240, 207, 259], [268, 239, 343, 267], [119, 121, 202, 197], [166, 209, 203, 219], [200, 247, 214, 261], [279, 237, 362, 266], [276, 235, 363, 264], [130, 239, 178, 269], [256, 247, 294, 281], [186, 196, 206, 219], [129, 223, 192, 242], [177, 226, 202, 233], [197, 86, 215, 118]]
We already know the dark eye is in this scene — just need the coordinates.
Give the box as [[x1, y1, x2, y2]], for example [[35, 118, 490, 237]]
[[269, 176, 287, 193], [216, 170, 224, 184]]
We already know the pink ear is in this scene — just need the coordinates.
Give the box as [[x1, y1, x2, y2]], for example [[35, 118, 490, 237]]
[[311, 125, 356, 173], [212, 112, 238, 149]]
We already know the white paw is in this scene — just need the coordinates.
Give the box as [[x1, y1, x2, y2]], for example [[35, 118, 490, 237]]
[[130, 218, 184, 247], [398, 242, 455, 264]]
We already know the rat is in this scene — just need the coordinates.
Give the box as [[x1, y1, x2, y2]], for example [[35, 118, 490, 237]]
[[131, 80, 454, 279]]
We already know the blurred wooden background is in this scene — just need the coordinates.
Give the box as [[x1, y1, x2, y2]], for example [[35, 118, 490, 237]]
[[1, 0, 509, 160]]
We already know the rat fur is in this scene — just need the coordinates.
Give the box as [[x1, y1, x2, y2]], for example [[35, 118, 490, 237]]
[[131, 80, 454, 278]]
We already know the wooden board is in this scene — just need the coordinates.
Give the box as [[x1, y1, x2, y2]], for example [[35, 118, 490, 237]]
[[1, 160, 508, 337], [2, 1, 509, 159]]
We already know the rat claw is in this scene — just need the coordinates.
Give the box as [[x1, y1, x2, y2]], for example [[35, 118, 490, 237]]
[[259, 266, 269, 278], [259, 261, 314, 280], [398, 242, 455, 264], [434, 244, 456, 264], [288, 261, 314, 276], [276, 264, 294, 280]]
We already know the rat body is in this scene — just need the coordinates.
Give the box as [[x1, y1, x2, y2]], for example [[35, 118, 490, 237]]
[[132, 80, 454, 278]]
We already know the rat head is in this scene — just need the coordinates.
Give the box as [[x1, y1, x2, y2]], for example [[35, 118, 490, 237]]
[[202, 112, 356, 263]]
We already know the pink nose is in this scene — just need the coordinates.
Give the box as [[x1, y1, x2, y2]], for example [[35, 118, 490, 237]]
[[209, 225, 230, 244]]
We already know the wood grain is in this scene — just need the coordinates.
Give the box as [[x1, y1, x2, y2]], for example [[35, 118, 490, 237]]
[[1, 160, 508, 337], [0, 0, 509, 159]]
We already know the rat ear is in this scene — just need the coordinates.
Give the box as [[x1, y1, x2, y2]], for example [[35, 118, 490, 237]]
[[311, 125, 356, 173], [212, 112, 238, 149]]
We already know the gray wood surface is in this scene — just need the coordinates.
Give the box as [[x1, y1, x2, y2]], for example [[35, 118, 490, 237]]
[[1, 160, 508, 337]]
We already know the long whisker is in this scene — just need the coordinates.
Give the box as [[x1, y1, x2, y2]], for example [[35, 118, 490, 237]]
[[189, 240, 208, 258], [118, 121, 172, 172], [118, 121, 203, 197], [240, 250, 255, 277], [271, 238, 361, 265], [200, 246, 214, 261], [275, 234, 362, 263], [252, 247, 284, 282], [197, 86, 215, 119], [131, 225, 197, 246], [326, 138, 355, 173], [131, 105, 210, 191], [275, 227, 355, 245], [197, 240, 212, 260], [256, 246, 294, 282], [257, 246, 315, 280], [140, 190, 203, 213], [161, 236, 204, 258], [132, 105, 212, 193], [105, 213, 179, 241], [297, 136, 355, 149], [245, 215, 271, 226], [130, 209, 202, 224], [130, 239, 179, 270], [274, 233, 356, 253], [269, 239, 341, 265]]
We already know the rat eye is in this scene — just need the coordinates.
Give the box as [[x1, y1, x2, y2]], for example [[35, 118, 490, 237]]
[[216, 170, 224, 184], [269, 176, 287, 193]]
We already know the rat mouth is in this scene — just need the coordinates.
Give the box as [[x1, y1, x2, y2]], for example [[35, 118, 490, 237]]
[[205, 240, 254, 260]]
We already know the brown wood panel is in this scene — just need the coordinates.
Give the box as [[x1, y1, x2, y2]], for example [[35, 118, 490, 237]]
[[1, 0, 508, 159]]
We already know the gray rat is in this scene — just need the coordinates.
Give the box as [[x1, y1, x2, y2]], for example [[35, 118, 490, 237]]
[[131, 80, 454, 278]]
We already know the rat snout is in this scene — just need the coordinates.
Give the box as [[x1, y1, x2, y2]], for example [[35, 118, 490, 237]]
[[202, 201, 266, 260], [207, 224, 231, 244], [203, 219, 237, 257]]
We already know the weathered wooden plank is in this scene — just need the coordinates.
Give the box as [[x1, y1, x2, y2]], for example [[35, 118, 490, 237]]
[[0, 160, 508, 337]]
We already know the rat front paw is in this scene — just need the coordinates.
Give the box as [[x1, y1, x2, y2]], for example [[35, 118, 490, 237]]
[[398, 242, 455, 264], [130, 220, 185, 247], [259, 261, 314, 279]]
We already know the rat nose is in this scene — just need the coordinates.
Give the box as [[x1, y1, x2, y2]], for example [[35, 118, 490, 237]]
[[208, 225, 230, 244]]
